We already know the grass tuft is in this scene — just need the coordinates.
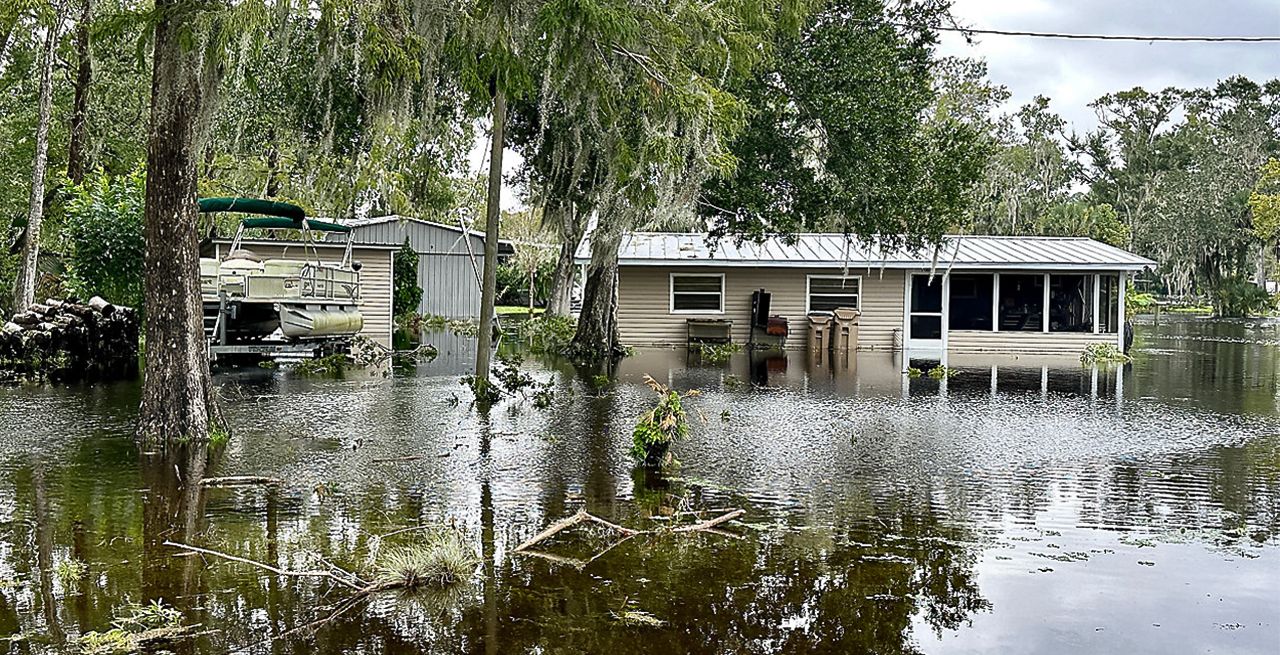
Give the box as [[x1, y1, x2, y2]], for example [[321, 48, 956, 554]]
[[375, 529, 480, 589]]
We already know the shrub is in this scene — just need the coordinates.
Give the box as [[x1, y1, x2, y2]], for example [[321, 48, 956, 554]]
[[1080, 342, 1131, 365], [62, 169, 146, 310], [393, 239, 422, 319], [1212, 277, 1275, 318], [375, 528, 479, 589], [514, 315, 577, 354]]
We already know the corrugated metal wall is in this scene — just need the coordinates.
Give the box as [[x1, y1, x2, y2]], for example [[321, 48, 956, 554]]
[[348, 220, 486, 319]]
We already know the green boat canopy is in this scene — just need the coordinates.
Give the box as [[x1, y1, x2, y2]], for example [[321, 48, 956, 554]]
[[197, 197, 351, 233], [240, 216, 352, 233]]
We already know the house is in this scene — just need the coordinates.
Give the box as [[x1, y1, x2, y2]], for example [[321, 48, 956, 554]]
[[584, 233, 1156, 355], [209, 238, 397, 347], [337, 216, 514, 319]]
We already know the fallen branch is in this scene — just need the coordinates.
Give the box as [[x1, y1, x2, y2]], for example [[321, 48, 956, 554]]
[[673, 509, 745, 533], [164, 541, 364, 591], [200, 476, 284, 488]]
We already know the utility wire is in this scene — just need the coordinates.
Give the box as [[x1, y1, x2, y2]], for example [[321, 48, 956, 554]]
[[910, 23, 1280, 43]]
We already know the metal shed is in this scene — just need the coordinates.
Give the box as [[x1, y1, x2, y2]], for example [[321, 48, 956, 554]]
[[337, 216, 514, 319]]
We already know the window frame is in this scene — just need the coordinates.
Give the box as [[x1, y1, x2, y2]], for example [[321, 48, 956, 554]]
[[669, 272, 725, 315], [806, 274, 862, 314]]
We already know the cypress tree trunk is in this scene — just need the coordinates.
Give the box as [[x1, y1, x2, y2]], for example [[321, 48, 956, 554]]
[[546, 203, 585, 317], [569, 226, 622, 358], [12, 10, 63, 310], [66, 0, 93, 185], [475, 90, 506, 380], [138, 0, 217, 442]]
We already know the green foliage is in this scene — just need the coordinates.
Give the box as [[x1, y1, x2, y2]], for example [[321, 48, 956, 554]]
[[702, 1, 990, 249], [1034, 202, 1130, 247], [1250, 158, 1280, 242], [78, 600, 185, 655], [927, 365, 957, 380], [1126, 290, 1157, 315], [375, 528, 479, 589], [393, 239, 422, 319], [291, 353, 354, 377], [906, 367, 923, 378], [460, 374, 502, 405], [514, 315, 577, 355], [1080, 343, 1132, 366], [695, 342, 741, 364], [62, 169, 146, 309], [462, 353, 554, 407], [53, 558, 88, 587], [1212, 277, 1276, 318], [631, 375, 698, 466]]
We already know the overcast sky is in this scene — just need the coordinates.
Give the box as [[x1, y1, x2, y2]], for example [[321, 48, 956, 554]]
[[937, 0, 1280, 132]]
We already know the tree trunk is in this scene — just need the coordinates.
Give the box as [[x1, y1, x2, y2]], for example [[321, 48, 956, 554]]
[[475, 90, 506, 380], [12, 10, 64, 310], [66, 0, 93, 185], [138, 0, 218, 442], [570, 226, 622, 359], [546, 203, 585, 317]]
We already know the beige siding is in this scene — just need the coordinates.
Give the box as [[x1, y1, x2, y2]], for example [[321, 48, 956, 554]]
[[616, 266, 904, 350], [216, 242, 394, 347], [947, 330, 1116, 354], [617, 265, 1127, 356]]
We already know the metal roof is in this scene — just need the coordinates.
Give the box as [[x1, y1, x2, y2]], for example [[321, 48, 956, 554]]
[[575, 233, 1156, 271], [337, 215, 496, 241]]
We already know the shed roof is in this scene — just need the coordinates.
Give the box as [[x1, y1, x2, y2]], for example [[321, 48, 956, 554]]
[[338, 215, 512, 245], [577, 233, 1156, 272]]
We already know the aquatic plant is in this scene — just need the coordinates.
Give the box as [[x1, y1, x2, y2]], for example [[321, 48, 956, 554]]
[[695, 342, 741, 363], [612, 608, 666, 627], [291, 353, 351, 377], [460, 374, 502, 404], [927, 365, 958, 380], [375, 529, 480, 589], [906, 367, 923, 378], [78, 600, 187, 654], [1080, 343, 1132, 365], [632, 375, 700, 467], [53, 558, 88, 587], [463, 353, 555, 407]]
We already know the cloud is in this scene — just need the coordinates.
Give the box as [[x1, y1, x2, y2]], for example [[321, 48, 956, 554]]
[[937, 0, 1280, 131]]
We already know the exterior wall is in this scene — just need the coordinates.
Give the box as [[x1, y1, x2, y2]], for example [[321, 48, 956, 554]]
[[349, 220, 485, 318], [616, 266, 905, 351], [616, 265, 1128, 355], [216, 242, 394, 347]]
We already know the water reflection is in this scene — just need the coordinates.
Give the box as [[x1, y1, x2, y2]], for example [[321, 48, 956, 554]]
[[0, 316, 1276, 653]]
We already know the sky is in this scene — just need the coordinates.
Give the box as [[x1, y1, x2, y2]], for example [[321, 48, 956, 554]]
[[475, 0, 1280, 212], [936, 0, 1280, 132]]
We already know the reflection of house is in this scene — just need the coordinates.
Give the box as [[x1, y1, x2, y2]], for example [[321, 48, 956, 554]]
[[337, 216, 514, 319], [587, 233, 1155, 355]]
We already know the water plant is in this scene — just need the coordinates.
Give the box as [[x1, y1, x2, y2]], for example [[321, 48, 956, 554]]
[[462, 353, 554, 407], [632, 375, 700, 468], [927, 365, 958, 380], [374, 529, 480, 589], [694, 342, 741, 364], [78, 600, 187, 655], [1080, 343, 1132, 365], [53, 558, 88, 587], [906, 367, 923, 378]]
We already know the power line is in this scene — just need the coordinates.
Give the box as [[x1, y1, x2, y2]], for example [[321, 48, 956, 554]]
[[918, 24, 1280, 43]]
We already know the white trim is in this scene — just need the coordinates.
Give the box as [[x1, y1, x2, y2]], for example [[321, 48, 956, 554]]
[[668, 272, 725, 315], [992, 272, 1000, 333], [1092, 273, 1101, 335], [1117, 272, 1127, 349], [905, 272, 946, 351], [805, 274, 862, 314], [1042, 273, 1051, 333]]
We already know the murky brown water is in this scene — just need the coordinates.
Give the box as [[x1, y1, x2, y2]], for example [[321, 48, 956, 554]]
[[1, 315, 1277, 654]]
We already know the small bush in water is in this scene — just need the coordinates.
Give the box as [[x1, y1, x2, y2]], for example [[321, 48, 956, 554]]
[[695, 342, 740, 363], [54, 558, 88, 587], [376, 529, 479, 589], [78, 600, 185, 654], [1080, 343, 1131, 365], [632, 375, 700, 466], [927, 365, 958, 380]]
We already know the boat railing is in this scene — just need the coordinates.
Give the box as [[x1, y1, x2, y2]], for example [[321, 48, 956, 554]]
[[202, 266, 361, 303]]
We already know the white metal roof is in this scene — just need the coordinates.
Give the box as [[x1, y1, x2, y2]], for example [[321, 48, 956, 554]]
[[337, 215, 492, 240], [575, 232, 1156, 271]]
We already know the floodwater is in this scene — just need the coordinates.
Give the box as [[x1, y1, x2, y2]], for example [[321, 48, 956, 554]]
[[0, 315, 1276, 654]]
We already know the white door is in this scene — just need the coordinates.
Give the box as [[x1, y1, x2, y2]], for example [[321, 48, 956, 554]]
[[906, 273, 946, 351]]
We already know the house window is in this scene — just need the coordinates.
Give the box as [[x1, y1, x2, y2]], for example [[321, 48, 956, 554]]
[[807, 276, 860, 313], [948, 273, 994, 330], [998, 274, 1044, 332], [1049, 274, 1094, 332], [670, 274, 724, 313]]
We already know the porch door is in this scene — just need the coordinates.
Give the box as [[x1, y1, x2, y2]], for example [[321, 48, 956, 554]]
[[907, 273, 946, 351]]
